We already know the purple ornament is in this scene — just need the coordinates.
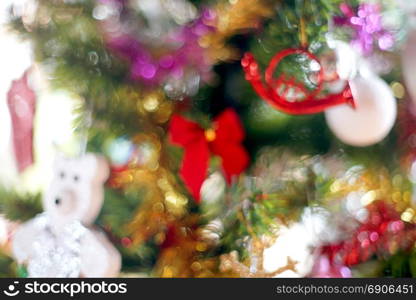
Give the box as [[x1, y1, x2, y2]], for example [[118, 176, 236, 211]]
[[99, 0, 216, 90], [333, 3, 394, 55]]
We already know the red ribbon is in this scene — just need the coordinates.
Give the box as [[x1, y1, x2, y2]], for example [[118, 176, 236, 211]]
[[169, 109, 249, 202]]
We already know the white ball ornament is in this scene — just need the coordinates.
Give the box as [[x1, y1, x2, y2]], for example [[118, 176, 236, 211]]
[[324, 74, 397, 147]]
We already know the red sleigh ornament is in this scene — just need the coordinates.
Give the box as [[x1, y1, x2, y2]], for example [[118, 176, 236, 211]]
[[241, 48, 355, 115]]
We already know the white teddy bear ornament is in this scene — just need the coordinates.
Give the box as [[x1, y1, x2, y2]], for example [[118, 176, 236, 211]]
[[12, 153, 121, 277]]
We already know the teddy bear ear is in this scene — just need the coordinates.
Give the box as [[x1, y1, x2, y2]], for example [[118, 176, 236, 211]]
[[81, 154, 110, 183]]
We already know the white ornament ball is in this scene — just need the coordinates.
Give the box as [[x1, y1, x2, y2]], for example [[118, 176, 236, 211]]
[[324, 74, 397, 147], [403, 30, 416, 104]]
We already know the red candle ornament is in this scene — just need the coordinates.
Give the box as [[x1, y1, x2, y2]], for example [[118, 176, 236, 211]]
[[7, 70, 37, 173], [242, 48, 355, 115]]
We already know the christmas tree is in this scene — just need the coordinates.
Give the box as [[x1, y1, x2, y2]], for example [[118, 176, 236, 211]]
[[1, 0, 416, 278]]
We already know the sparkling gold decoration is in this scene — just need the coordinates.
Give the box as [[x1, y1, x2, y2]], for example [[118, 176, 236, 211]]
[[152, 218, 220, 278], [391, 82, 405, 99], [136, 90, 173, 124], [325, 167, 413, 217], [204, 128, 216, 142], [103, 125, 190, 247], [401, 208, 414, 222], [143, 94, 159, 112], [131, 133, 162, 170], [200, 0, 274, 62], [219, 248, 297, 277], [127, 165, 190, 246], [109, 78, 187, 253]]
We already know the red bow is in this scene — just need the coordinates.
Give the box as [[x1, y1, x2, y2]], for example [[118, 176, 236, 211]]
[[169, 109, 249, 202]]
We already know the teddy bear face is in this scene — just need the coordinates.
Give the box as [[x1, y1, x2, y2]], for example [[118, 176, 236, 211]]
[[43, 154, 109, 227]]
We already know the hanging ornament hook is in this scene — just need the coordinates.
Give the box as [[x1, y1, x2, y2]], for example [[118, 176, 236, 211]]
[[299, 17, 308, 49]]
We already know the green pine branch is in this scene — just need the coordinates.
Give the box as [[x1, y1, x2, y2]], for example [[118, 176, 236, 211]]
[[0, 188, 42, 222]]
